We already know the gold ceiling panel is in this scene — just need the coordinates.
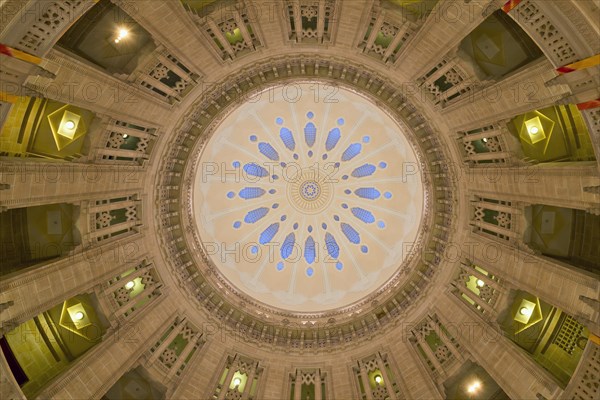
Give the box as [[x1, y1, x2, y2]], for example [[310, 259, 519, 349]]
[[47, 105, 88, 151], [513, 297, 543, 333], [59, 297, 100, 340], [472, 30, 505, 66], [519, 111, 555, 149]]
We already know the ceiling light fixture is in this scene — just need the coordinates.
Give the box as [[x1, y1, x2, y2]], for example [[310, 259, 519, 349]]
[[374, 375, 383, 385], [476, 279, 485, 287], [233, 377, 241, 387], [519, 306, 532, 316], [125, 281, 135, 290], [481, 137, 488, 143], [467, 380, 481, 394], [514, 299, 537, 325], [74, 311, 85, 320], [56, 111, 81, 139], [528, 126, 539, 135], [114, 27, 129, 44], [122, 134, 128, 138]]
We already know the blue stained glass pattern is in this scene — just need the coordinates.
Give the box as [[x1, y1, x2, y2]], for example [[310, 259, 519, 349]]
[[224, 110, 396, 279], [281, 233, 296, 259], [304, 122, 316, 147], [243, 163, 269, 177], [342, 143, 361, 161], [351, 164, 376, 178], [351, 207, 375, 224], [239, 187, 265, 199], [325, 128, 341, 151], [341, 223, 360, 244], [280, 127, 295, 150], [244, 207, 269, 223], [354, 188, 381, 199], [259, 223, 280, 244], [258, 142, 279, 161], [304, 236, 316, 264], [325, 233, 339, 259]]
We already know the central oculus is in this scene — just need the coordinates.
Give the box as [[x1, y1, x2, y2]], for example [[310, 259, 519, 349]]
[[300, 180, 320, 201], [288, 169, 333, 214], [192, 83, 424, 312]]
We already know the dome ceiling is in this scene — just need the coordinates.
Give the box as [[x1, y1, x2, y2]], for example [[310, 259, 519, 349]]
[[1, 0, 598, 398], [160, 56, 453, 347], [192, 83, 424, 312]]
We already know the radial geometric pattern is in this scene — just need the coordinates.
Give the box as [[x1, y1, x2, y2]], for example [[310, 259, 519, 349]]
[[193, 83, 424, 312]]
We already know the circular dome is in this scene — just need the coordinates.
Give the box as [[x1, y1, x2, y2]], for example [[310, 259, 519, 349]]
[[192, 83, 424, 312]]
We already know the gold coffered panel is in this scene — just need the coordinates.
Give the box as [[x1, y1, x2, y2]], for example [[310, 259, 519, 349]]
[[472, 30, 505, 66], [47, 105, 88, 150], [515, 110, 557, 153], [59, 296, 101, 340], [513, 297, 543, 333]]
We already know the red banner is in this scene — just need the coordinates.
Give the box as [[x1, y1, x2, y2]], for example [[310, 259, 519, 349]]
[[502, 0, 523, 13], [577, 99, 600, 111], [0, 43, 13, 57]]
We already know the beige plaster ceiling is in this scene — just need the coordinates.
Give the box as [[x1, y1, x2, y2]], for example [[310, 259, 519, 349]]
[[192, 83, 425, 312]]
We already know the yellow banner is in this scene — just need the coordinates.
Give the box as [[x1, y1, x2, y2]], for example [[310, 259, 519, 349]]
[[557, 54, 600, 74], [0, 43, 42, 65], [0, 91, 19, 103]]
